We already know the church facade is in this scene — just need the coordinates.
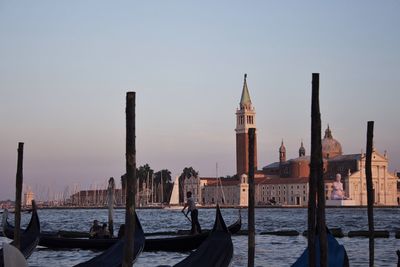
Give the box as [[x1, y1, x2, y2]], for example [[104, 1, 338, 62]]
[[185, 75, 399, 206]]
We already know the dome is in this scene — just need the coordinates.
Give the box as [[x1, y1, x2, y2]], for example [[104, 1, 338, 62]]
[[322, 125, 342, 159]]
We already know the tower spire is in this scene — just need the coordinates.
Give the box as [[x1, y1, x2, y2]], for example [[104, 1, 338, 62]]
[[279, 139, 286, 163], [240, 73, 252, 108], [235, 74, 257, 175]]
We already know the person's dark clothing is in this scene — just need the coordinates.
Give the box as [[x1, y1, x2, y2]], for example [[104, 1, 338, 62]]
[[89, 224, 102, 239], [190, 209, 202, 234]]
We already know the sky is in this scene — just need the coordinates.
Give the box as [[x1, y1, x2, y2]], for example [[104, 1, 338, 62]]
[[0, 1, 399, 200]]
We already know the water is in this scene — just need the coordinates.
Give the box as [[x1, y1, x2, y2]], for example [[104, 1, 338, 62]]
[[1, 208, 399, 266]]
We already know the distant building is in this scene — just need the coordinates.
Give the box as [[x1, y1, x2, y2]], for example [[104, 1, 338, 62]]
[[188, 75, 399, 207], [235, 74, 257, 176], [70, 189, 123, 207], [23, 189, 35, 207]]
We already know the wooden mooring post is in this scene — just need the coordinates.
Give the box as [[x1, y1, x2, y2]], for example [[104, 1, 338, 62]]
[[308, 73, 327, 267], [248, 127, 256, 267], [14, 142, 24, 249], [365, 121, 374, 267], [107, 177, 115, 237], [122, 92, 137, 267]]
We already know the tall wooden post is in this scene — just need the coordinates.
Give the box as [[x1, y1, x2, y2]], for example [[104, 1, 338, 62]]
[[14, 142, 24, 249], [365, 121, 374, 267], [313, 73, 328, 267], [309, 73, 328, 267], [107, 177, 115, 237], [122, 92, 136, 267], [248, 128, 255, 267], [161, 170, 164, 204]]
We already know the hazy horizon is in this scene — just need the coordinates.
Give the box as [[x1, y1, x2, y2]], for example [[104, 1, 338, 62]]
[[1, 1, 399, 200]]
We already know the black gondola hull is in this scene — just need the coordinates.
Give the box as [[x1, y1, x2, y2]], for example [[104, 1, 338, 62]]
[[4, 214, 241, 252]]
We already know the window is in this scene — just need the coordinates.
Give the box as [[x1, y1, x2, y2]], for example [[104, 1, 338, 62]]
[[242, 189, 246, 192]]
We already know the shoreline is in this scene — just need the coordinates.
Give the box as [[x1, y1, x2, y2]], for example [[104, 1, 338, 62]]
[[5, 204, 399, 210]]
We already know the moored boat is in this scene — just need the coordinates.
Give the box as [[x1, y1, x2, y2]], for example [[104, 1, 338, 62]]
[[0, 200, 40, 267], [172, 205, 233, 267], [3, 211, 241, 252], [291, 228, 349, 267], [73, 212, 145, 267]]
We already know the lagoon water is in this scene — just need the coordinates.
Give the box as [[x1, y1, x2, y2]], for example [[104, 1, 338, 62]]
[[1, 208, 399, 266]]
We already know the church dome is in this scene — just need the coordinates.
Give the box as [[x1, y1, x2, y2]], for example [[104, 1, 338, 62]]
[[322, 125, 342, 159]]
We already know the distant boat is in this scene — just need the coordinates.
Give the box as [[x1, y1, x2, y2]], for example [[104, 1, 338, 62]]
[[168, 176, 180, 206]]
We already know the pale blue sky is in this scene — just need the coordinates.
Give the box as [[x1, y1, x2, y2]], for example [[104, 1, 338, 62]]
[[1, 1, 399, 200]]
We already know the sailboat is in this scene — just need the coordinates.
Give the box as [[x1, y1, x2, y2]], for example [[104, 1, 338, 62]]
[[165, 176, 183, 210]]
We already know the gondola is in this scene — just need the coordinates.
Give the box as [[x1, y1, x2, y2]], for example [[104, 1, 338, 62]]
[[0, 200, 40, 267], [171, 205, 233, 267], [3, 211, 241, 252], [73, 212, 145, 267], [291, 228, 349, 267], [145, 211, 240, 252]]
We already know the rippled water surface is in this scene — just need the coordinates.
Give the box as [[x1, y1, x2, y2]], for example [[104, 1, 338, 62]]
[[1, 208, 399, 266]]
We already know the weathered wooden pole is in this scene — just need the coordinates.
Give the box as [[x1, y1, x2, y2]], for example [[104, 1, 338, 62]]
[[161, 170, 164, 204], [107, 177, 115, 237], [248, 127, 255, 267], [308, 75, 317, 267], [365, 121, 374, 267], [309, 73, 328, 266], [122, 92, 136, 267], [314, 73, 328, 267], [14, 142, 24, 249]]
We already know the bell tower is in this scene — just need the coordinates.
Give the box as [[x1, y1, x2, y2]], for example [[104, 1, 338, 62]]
[[235, 74, 257, 176]]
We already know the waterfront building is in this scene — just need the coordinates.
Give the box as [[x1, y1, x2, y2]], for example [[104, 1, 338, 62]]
[[186, 75, 399, 207], [23, 188, 35, 207], [69, 189, 123, 207]]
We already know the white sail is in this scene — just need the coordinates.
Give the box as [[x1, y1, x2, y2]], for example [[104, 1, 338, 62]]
[[169, 176, 180, 205]]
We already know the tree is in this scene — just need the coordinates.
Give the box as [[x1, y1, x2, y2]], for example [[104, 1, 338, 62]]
[[178, 167, 199, 203], [121, 163, 154, 205], [136, 164, 154, 191], [154, 169, 172, 203]]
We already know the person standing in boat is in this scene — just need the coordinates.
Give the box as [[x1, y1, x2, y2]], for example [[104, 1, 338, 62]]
[[182, 191, 202, 234]]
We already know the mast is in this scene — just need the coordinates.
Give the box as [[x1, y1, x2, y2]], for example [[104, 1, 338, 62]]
[[160, 170, 164, 204]]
